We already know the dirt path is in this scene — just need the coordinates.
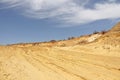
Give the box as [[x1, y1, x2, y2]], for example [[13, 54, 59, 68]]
[[0, 46, 120, 80]]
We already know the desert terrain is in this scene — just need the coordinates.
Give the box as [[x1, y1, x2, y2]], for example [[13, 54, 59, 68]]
[[0, 22, 120, 80]]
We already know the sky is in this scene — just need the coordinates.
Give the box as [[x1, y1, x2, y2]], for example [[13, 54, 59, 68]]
[[0, 0, 120, 45]]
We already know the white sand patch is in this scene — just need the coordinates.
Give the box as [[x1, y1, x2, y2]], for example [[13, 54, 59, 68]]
[[87, 34, 102, 42]]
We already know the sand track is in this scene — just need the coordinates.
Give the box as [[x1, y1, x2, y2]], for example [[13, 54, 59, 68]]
[[0, 46, 120, 80]]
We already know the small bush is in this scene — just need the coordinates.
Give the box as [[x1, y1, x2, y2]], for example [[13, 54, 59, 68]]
[[32, 43, 39, 46], [101, 30, 107, 34], [50, 40, 56, 43], [93, 31, 99, 34], [60, 43, 66, 47], [68, 37, 75, 40]]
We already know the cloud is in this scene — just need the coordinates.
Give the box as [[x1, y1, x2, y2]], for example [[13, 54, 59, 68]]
[[65, 2, 120, 24], [0, 0, 120, 24]]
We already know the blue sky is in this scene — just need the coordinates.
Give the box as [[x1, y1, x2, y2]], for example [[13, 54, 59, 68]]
[[0, 0, 120, 45]]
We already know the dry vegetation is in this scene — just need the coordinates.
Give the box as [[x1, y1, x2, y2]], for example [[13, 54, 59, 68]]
[[0, 22, 120, 80]]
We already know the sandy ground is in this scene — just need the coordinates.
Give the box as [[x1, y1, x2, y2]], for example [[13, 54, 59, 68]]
[[0, 45, 120, 80]]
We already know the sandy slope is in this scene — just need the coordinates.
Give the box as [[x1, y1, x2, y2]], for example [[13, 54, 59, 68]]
[[0, 23, 120, 80]]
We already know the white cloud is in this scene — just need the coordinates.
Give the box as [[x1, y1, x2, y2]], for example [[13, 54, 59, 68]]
[[0, 0, 120, 24], [66, 3, 120, 24]]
